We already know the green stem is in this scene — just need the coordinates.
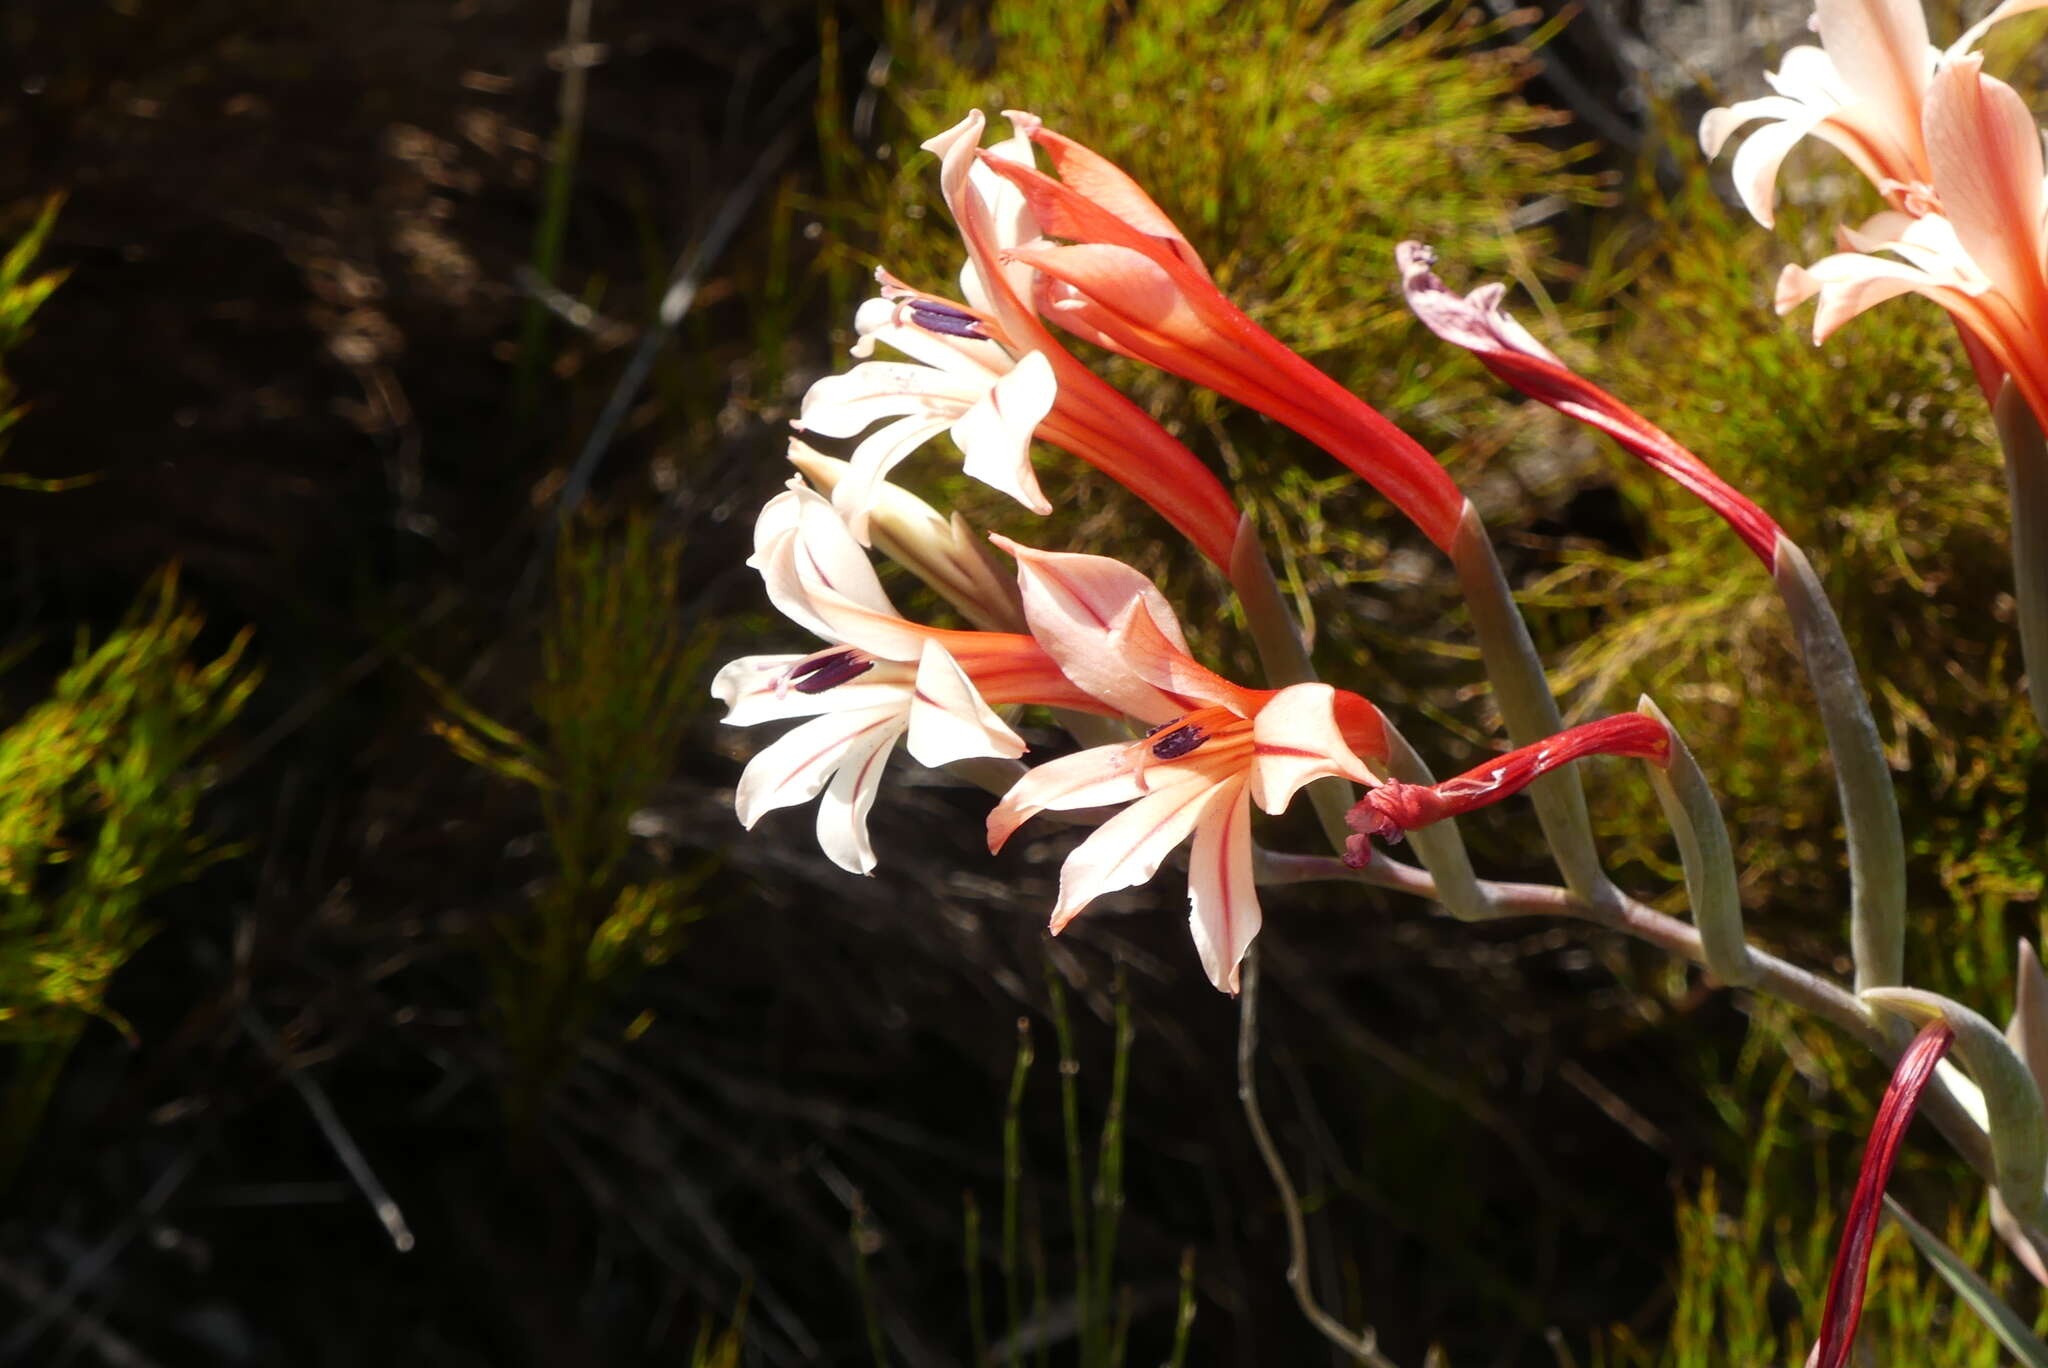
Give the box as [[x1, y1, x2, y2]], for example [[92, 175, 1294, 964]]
[[1637, 695, 1754, 986], [1996, 380, 2048, 736], [1226, 514, 1350, 848], [1448, 502, 1613, 909], [1772, 535, 1905, 993]]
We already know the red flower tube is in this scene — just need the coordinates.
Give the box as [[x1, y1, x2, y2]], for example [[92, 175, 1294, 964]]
[[1397, 241, 1785, 568], [977, 114, 1469, 553]]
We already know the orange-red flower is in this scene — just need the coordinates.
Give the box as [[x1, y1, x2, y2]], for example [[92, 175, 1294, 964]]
[[976, 113, 1468, 552]]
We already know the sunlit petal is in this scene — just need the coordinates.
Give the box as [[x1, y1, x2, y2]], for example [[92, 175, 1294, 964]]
[[1184, 777, 1260, 994], [903, 639, 1026, 768]]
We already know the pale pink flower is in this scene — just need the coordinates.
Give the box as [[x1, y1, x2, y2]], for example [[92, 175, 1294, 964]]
[[1700, 0, 1943, 228], [800, 112, 1243, 568], [984, 539, 1387, 993], [712, 481, 1104, 874], [1777, 55, 2048, 428]]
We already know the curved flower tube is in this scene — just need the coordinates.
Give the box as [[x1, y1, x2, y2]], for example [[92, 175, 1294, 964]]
[[712, 481, 1112, 874], [803, 112, 1243, 569], [975, 114, 1468, 552], [985, 538, 1387, 993], [1397, 242, 1786, 566], [1809, 1020, 1957, 1368]]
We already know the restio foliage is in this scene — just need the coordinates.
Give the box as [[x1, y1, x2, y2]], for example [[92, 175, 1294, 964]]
[[433, 516, 713, 1121]]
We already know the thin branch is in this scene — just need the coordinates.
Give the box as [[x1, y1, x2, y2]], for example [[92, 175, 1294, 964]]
[[241, 1006, 415, 1253], [1236, 949, 1404, 1368]]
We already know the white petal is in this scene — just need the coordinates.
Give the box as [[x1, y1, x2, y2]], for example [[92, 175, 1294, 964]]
[[1247, 683, 1370, 815], [1728, 111, 1825, 228], [798, 362, 983, 438], [987, 740, 1210, 852], [852, 296, 1014, 375], [1700, 93, 1812, 159], [814, 724, 901, 874], [733, 705, 904, 829], [903, 640, 1025, 768], [712, 653, 915, 726], [836, 413, 957, 544], [953, 349, 1056, 515], [1768, 46, 1852, 105], [1048, 778, 1218, 931], [1184, 777, 1261, 994]]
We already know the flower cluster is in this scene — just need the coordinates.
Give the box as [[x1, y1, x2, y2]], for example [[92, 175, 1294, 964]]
[[713, 113, 1665, 993]]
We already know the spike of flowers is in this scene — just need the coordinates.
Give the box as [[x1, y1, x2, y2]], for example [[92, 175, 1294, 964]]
[[976, 114, 1468, 553], [799, 111, 1243, 568], [1396, 242, 1786, 566], [1341, 714, 1672, 869], [1810, 1019, 1957, 1368], [711, 480, 1114, 874], [984, 537, 1388, 993]]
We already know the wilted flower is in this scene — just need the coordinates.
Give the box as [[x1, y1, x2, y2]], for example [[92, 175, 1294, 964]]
[[1343, 714, 1673, 868], [1397, 243, 1786, 566], [985, 539, 1387, 992]]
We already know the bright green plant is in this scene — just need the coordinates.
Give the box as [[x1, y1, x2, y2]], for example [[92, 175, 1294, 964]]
[[0, 571, 259, 1180], [434, 515, 712, 1123]]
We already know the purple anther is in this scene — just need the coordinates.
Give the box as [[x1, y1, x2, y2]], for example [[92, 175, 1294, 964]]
[[909, 300, 990, 340], [788, 649, 874, 695], [1149, 723, 1208, 760]]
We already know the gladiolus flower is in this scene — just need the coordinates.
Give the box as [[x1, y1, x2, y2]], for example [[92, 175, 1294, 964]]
[[1397, 243, 1786, 566], [985, 539, 1387, 993], [1342, 714, 1672, 868], [1701, 0, 2048, 230], [713, 481, 1111, 874], [976, 114, 1468, 553], [1699, 0, 1940, 228], [802, 112, 1243, 568], [1776, 55, 2048, 431], [1809, 1019, 1957, 1368]]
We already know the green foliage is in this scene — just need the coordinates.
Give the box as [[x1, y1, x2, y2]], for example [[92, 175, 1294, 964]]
[[0, 571, 257, 1042], [433, 515, 713, 1119], [857, 975, 1185, 1367], [1593, 1051, 2042, 1368], [0, 571, 257, 1183], [0, 196, 89, 492], [0, 196, 64, 445]]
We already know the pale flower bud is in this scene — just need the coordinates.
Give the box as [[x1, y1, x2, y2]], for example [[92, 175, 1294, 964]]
[[787, 442, 1025, 634]]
